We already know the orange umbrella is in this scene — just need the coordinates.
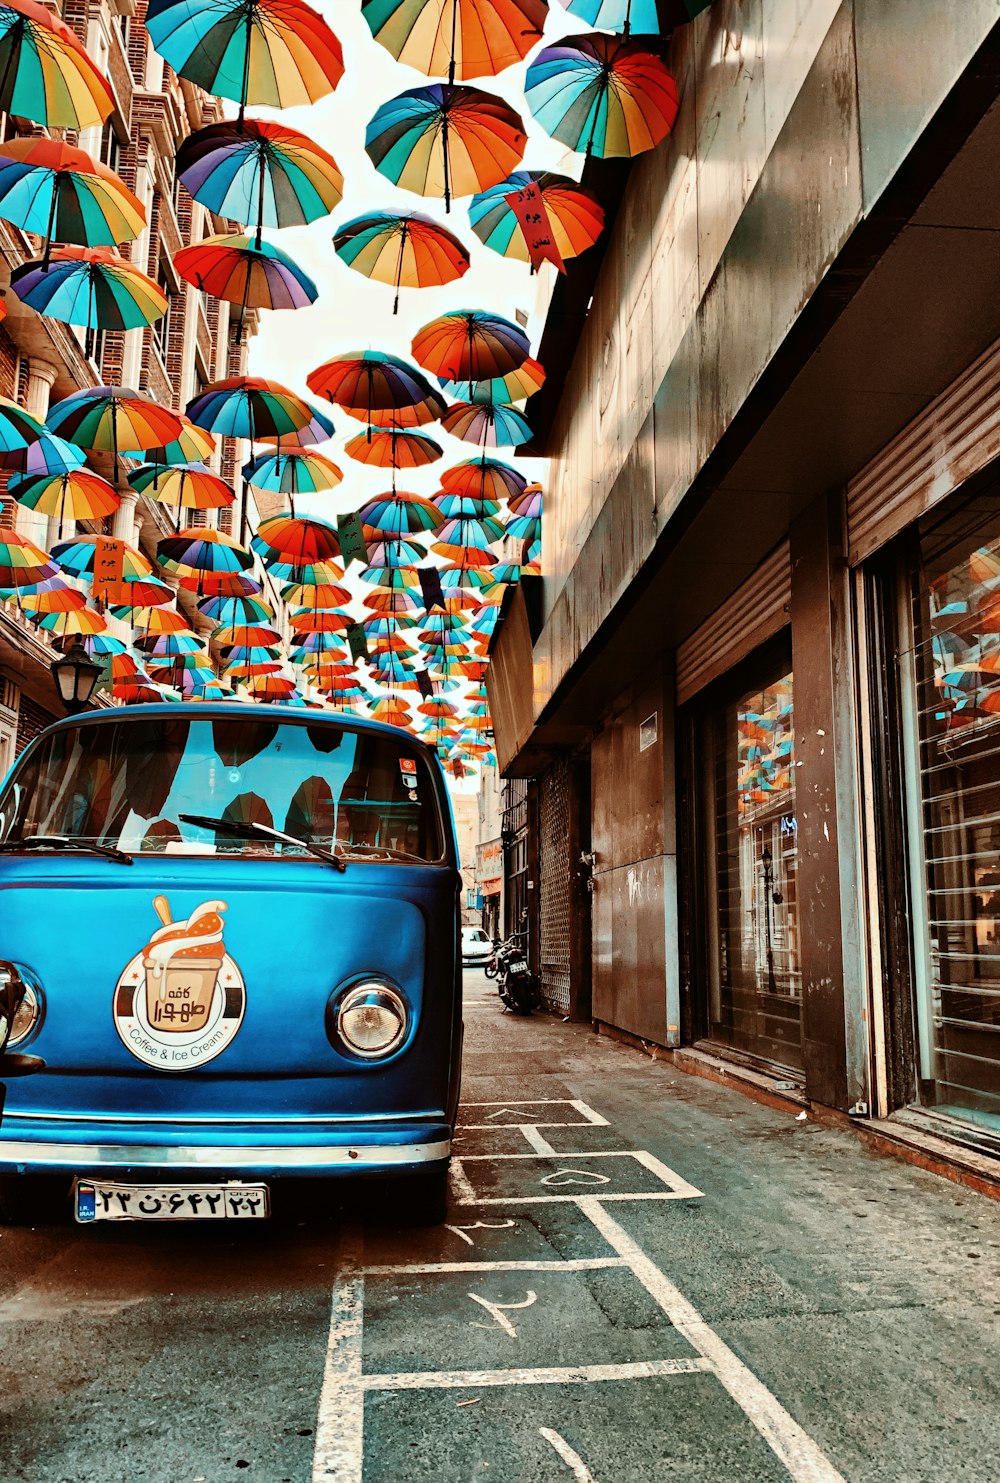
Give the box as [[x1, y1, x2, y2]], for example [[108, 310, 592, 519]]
[[334, 211, 470, 314]]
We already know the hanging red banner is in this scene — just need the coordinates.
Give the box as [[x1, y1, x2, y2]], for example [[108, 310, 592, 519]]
[[503, 183, 565, 274]]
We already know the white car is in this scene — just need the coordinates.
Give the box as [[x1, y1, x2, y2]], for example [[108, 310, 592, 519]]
[[461, 927, 493, 965]]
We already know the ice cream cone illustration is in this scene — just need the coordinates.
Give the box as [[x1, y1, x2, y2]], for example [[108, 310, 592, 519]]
[[142, 897, 228, 1034]]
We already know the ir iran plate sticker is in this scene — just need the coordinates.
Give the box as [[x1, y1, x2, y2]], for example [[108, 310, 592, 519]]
[[113, 895, 245, 1071]]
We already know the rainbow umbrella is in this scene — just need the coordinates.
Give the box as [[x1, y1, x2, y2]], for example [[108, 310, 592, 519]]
[[280, 576, 350, 608], [179, 569, 262, 599], [441, 399, 531, 446], [254, 405, 335, 447], [19, 580, 86, 616], [0, 531, 56, 594], [36, 604, 107, 637], [216, 621, 283, 647], [509, 482, 543, 517], [307, 350, 443, 430], [525, 34, 679, 159], [187, 375, 315, 441], [157, 528, 254, 594], [360, 489, 443, 537], [365, 536, 427, 570], [177, 120, 342, 236], [439, 357, 544, 404], [440, 455, 525, 502], [251, 513, 341, 572], [334, 211, 469, 314], [46, 386, 185, 478], [359, 563, 420, 592], [52, 535, 152, 582], [362, 614, 417, 638], [561, 0, 711, 33], [120, 413, 216, 466], [506, 510, 540, 542], [0, 429, 85, 478], [361, 0, 546, 82], [115, 575, 177, 608], [10, 246, 167, 356], [198, 592, 274, 626], [289, 608, 352, 635], [245, 673, 298, 701], [243, 449, 343, 501], [433, 488, 499, 518], [136, 629, 206, 657], [112, 603, 189, 634], [344, 427, 442, 471], [0, 0, 114, 129], [8, 468, 119, 538], [174, 234, 317, 339], [0, 395, 45, 456], [128, 462, 235, 530], [432, 514, 502, 564], [365, 83, 526, 212], [145, 0, 344, 124], [0, 139, 144, 263], [469, 170, 604, 265], [413, 309, 529, 394]]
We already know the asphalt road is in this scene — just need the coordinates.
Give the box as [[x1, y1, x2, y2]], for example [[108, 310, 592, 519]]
[[0, 968, 998, 1482]]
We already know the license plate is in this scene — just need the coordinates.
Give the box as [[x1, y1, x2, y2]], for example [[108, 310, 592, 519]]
[[74, 1180, 270, 1223], [508, 959, 527, 972]]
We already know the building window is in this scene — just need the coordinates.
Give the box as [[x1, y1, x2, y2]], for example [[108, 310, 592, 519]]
[[901, 489, 1000, 1135], [100, 120, 121, 176], [153, 256, 172, 363], [692, 647, 802, 1071]]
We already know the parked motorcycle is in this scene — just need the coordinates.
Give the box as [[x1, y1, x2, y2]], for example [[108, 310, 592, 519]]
[[494, 932, 540, 1016], [484, 938, 502, 979]]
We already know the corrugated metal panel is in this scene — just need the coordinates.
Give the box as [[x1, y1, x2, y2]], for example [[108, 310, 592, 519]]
[[848, 337, 1000, 566], [676, 542, 791, 705]]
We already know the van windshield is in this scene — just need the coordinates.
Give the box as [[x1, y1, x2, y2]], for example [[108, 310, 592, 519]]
[[0, 716, 445, 864]]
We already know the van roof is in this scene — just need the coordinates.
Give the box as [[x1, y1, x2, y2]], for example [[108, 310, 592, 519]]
[[37, 702, 434, 749]]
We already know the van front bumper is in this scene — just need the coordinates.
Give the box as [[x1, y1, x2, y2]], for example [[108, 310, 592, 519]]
[[0, 1118, 451, 1180]]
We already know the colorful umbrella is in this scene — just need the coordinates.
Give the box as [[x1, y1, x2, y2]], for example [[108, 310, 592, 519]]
[[253, 405, 336, 447], [432, 514, 502, 564], [289, 608, 352, 635], [438, 356, 545, 404], [10, 246, 167, 355], [115, 574, 177, 607], [440, 455, 525, 502], [177, 119, 342, 236], [469, 170, 604, 265], [0, 139, 144, 263], [242, 449, 343, 507], [361, 0, 546, 81], [198, 592, 274, 626], [333, 211, 469, 313], [413, 309, 529, 394], [307, 351, 443, 428], [19, 580, 86, 616], [0, 395, 46, 456], [561, 0, 712, 33], [36, 604, 107, 637], [525, 34, 679, 159], [441, 398, 532, 446], [173, 233, 317, 338], [215, 622, 283, 648], [358, 563, 421, 592], [128, 462, 235, 530], [280, 576, 350, 608], [8, 468, 119, 537], [0, 531, 55, 592], [508, 481, 543, 517], [0, 429, 85, 479], [359, 489, 443, 537], [365, 536, 428, 569], [51, 535, 153, 582], [46, 386, 185, 477], [187, 375, 316, 442], [157, 528, 254, 592], [0, 0, 115, 129], [145, 0, 344, 123], [112, 602, 188, 634], [433, 488, 500, 518], [506, 510, 540, 541], [178, 569, 262, 598], [250, 513, 341, 572], [344, 427, 442, 470], [365, 83, 526, 211]]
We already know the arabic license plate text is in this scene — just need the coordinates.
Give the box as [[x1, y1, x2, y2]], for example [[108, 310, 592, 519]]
[[74, 1181, 270, 1222], [509, 959, 527, 972]]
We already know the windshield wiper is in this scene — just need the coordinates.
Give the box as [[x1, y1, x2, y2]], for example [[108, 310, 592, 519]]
[[341, 841, 431, 864], [0, 834, 133, 865], [178, 814, 347, 872]]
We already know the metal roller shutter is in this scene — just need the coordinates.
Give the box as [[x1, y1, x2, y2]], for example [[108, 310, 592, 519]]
[[676, 542, 791, 705]]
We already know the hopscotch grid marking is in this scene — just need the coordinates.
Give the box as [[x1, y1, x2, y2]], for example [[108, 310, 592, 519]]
[[459, 1099, 609, 1129], [458, 1191, 703, 1205], [363, 1258, 628, 1276], [361, 1357, 712, 1391], [540, 1427, 601, 1482], [455, 1148, 704, 1202]]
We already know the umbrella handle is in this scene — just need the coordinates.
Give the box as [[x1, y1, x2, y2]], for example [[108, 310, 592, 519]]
[[237, 10, 253, 130], [392, 221, 408, 316], [441, 108, 451, 214]]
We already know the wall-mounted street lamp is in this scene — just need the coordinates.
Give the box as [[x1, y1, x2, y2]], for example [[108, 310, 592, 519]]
[[50, 639, 103, 715]]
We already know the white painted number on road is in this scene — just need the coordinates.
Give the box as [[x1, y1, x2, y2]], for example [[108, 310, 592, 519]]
[[445, 1219, 517, 1248], [468, 1290, 538, 1338]]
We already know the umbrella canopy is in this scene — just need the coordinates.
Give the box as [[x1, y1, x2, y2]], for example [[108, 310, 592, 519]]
[[51, 535, 153, 581], [0, 394, 44, 456], [179, 569, 262, 598], [9, 468, 119, 537], [307, 350, 442, 427], [145, 0, 344, 120], [116, 574, 177, 607], [215, 622, 283, 647], [359, 489, 443, 537], [525, 34, 679, 159], [0, 0, 115, 129], [112, 602, 189, 634], [198, 592, 274, 626], [253, 405, 336, 447], [441, 398, 532, 446], [289, 608, 352, 634], [0, 429, 85, 478], [10, 246, 167, 352], [433, 489, 500, 518], [186, 375, 315, 440], [438, 356, 545, 404], [0, 531, 55, 591], [365, 82, 526, 211], [431, 513, 502, 564], [173, 234, 317, 334], [333, 211, 469, 314], [562, 0, 711, 32], [157, 528, 254, 589], [242, 450, 342, 507], [361, 0, 546, 82], [246, 673, 298, 701], [47, 386, 185, 475], [18, 580, 86, 616], [0, 138, 144, 258], [469, 170, 604, 264], [413, 309, 529, 392], [344, 427, 442, 470], [440, 455, 526, 502], [128, 462, 235, 528], [281, 577, 350, 609], [120, 413, 216, 467], [251, 513, 341, 571], [36, 604, 107, 637], [508, 481, 543, 517], [177, 119, 342, 235], [358, 563, 420, 591], [365, 536, 428, 569], [506, 510, 540, 541]]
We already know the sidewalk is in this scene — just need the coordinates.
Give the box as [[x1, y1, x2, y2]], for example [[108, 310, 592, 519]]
[[448, 975, 1000, 1483]]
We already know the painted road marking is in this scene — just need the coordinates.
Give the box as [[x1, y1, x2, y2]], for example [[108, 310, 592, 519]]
[[579, 1199, 848, 1483], [539, 1427, 601, 1482], [452, 1148, 703, 1203], [460, 1100, 610, 1129], [360, 1358, 712, 1390], [312, 1233, 364, 1483], [443, 1218, 517, 1246], [363, 1259, 628, 1276], [468, 1289, 538, 1337]]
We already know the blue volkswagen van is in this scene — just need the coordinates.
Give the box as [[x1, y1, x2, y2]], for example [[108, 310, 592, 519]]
[[0, 703, 462, 1224]]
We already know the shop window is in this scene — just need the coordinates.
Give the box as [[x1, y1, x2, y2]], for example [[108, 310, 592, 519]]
[[901, 492, 1000, 1134], [690, 645, 802, 1072]]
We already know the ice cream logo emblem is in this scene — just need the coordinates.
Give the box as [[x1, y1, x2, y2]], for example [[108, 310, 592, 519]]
[[113, 895, 246, 1071]]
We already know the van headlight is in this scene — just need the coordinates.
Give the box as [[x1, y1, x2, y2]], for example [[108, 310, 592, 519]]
[[329, 982, 409, 1059], [8, 981, 41, 1048]]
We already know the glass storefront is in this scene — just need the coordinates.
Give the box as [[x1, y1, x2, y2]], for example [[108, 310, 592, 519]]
[[699, 659, 803, 1071], [902, 494, 1000, 1134]]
